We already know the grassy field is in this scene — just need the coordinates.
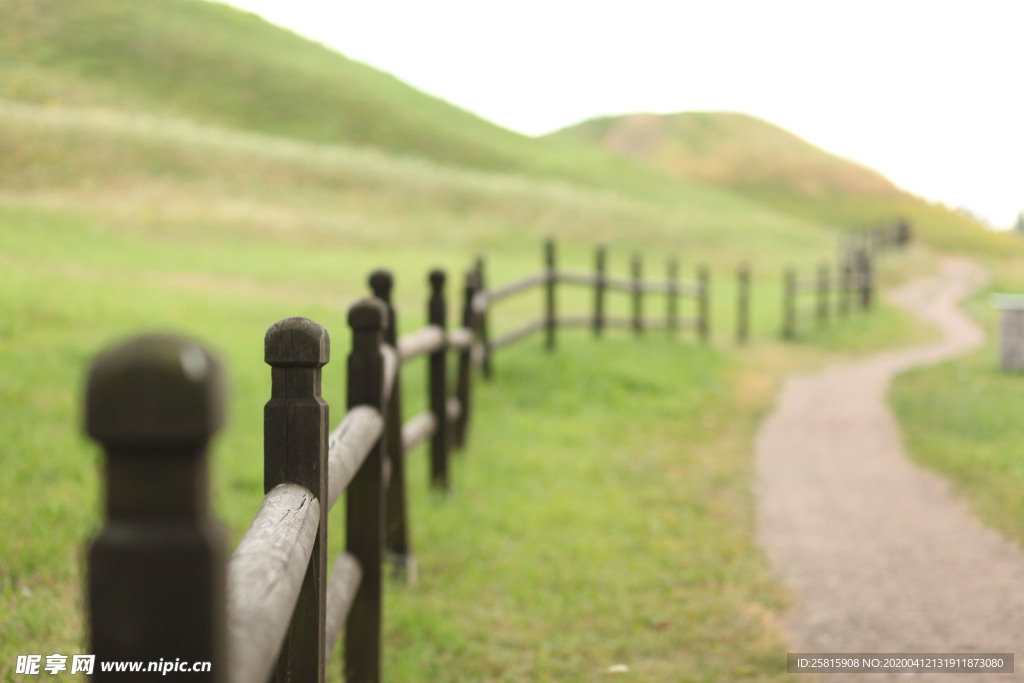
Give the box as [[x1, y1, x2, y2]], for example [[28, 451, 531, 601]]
[[0, 0, 1011, 680], [890, 254, 1024, 549]]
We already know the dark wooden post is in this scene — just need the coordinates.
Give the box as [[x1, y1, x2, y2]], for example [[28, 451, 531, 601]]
[[667, 257, 679, 335], [896, 219, 911, 246], [264, 317, 330, 683], [838, 254, 851, 318], [428, 270, 450, 491], [698, 264, 710, 343], [859, 250, 873, 311], [544, 238, 556, 351], [369, 270, 414, 580], [632, 254, 643, 335], [783, 267, 796, 339], [594, 245, 606, 337], [737, 262, 750, 345], [816, 262, 829, 326], [85, 334, 227, 682], [345, 298, 387, 683], [475, 257, 493, 381], [454, 269, 478, 450]]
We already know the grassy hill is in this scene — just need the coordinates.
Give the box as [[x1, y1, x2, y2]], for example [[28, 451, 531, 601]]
[[0, 0, 1010, 680], [549, 111, 1017, 256]]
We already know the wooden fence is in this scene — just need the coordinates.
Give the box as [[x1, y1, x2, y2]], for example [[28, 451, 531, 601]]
[[82, 226, 908, 682], [477, 239, 709, 375], [781, 221, 911, 339], [85, 272, 481, 681]]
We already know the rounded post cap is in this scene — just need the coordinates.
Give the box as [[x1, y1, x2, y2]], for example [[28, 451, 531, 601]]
[[265, 317, 330, 367], [86, 333, 225, 447], [429, 269, 446, 291], [368, 269, 394, 299], [348, 297, 388, 332]]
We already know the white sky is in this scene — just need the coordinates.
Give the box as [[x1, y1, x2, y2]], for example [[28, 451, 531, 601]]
[[220, 0, 1023, 228]]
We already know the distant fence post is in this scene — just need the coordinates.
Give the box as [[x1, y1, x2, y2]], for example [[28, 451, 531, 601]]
[[345, 298, 387, 682], [428, 270, 450, 490], [838, 251, 851, 318], [264, 317, 330, 683], [454, 269, 478, 450], [85, 334, 227, 682], [816, 262, 829, 326], [698, 264, 710, 343], [475, 256, 493, 381], [737, 262, 750, 345], [370, 270, 414, 580], [632, 253, 643, 335], [783, 267, 796, 339], [896, 219, 912, 246], [594, 245, 606, 337], [857, 249, 873, 311], [545, 238, 556, 351], [667, 257, 679, 334]]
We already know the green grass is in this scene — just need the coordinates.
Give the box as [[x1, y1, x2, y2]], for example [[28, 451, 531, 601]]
[[890, 256, 1024, 547], [0, 0, 991, 678]]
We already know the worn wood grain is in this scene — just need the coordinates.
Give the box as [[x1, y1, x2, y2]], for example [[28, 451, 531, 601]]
[[490, 318, 545, 350], [226, 483, 320, 683], [326, 407, 384, 512], [325, 553, 363, 656], [397, 326, 444, 362], [402, 412, 437, 453]]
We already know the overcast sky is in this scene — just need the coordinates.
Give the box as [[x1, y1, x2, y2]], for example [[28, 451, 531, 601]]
[[220, 0, 1023, 229]]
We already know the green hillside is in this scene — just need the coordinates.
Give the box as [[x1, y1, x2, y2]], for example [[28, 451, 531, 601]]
[[0, 1, 1011, 681], [0, 0, 724, 204], [550, 111, 1016, 256]]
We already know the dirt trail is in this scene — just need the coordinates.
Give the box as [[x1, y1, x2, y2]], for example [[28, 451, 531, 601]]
[[756, 258, 1024, 681]]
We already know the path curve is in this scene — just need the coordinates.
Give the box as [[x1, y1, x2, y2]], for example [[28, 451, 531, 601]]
[[756, 258, 1024, 681]]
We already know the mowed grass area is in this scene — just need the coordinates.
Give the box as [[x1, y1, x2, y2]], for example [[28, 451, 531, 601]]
[[0, 185, 930, 681], [890, 254, 1024, 548]]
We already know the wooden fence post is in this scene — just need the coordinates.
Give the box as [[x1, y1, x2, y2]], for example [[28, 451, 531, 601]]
[[737, 262, 750, 345], [85, 334, 227, 682], [475, 256, 493, 381], [783, 267, 796, 339], [369, 270, 414, 580], [428, 270, 450, 491], [594, 245, 606, 338], [454, 269, 478, 450], [857, 249, 873, 311], [667, 257, 679, 335], [838, 253, 851, 318], [264, 317, 330, 683], [345, 299, 388, 683], [896, 219, 911, 246], [816, 262, 829, 326], [544, 238, 556, 351], [632, 253, 643, 335], [698, 264, 710, 343]]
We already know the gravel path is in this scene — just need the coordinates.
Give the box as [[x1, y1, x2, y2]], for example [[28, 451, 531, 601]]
[[756, 258, 1024, 681]]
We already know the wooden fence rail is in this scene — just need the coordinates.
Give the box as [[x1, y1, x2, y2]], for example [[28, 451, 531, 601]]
[[475, 239, 710, 378], [82, 224, 908, 681]]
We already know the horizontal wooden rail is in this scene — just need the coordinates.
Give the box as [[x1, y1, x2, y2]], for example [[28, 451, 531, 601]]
[[324, 552, 363, 657], [446, 396, 461, 423], [447, 326, 474, 351], [326, 406, 385, 510], [397, 325, 445, 362], [557, 314, 593, 328], [486, 272, 549, 303], [490, 318, 545, 351], [226, 483, 321, 683], [402, 411, 437, 452], [557, 270, 599, 287]]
